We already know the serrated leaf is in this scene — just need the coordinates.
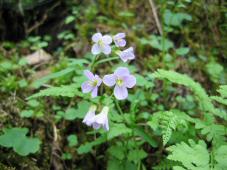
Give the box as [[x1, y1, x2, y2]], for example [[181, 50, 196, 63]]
[[31, 67, 75, 88], [27, 84, 81, 99], [167, 140, 209, 170], [153, 69, 226, 119]]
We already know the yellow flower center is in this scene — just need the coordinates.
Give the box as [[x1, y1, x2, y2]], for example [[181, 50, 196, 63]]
[[89, 80, 98, 87], [98, 40, 104, 47], [116, 79, 123, 86]]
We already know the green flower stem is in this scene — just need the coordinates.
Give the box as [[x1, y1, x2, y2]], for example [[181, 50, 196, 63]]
[[114, 99, 123, 115], [89, 55, 99, 71], [93, 56, 119, 67]]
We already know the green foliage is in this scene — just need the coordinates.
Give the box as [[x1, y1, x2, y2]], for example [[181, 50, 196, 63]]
[[153, 69, 226, 119], [214, 145, 227, 169], [167, 140, 227, 170], [167, 140, 210, 170], [0, 128, 41, 156], [206, 61, 224, 83], [163, 10, 192, 27], [77, 135, 106, 154], [67, 134, 78, 147], [211, 85, 227, 105], [141, 35, 174, 52], [28, 84, 81, 99], [128, 149, 147, 163], [148, 110, 191, 146]]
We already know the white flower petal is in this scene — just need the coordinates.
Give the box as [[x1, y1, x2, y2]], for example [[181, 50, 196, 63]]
[[91, 44, 101, 55], [114, 85, 128, 100], [92, 33, 102, 42], [103, 74, 116, 87], [102, 35, 112, 44]]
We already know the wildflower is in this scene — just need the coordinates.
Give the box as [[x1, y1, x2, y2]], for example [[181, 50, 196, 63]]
[[82, 105, 96, 126], [103, 67, 136, 100], [92, 106, 109, 131], [113, 33, 126, 47], [118, 47, 135, 62], [91, 33, 112, 55], [81, 70, 102, 98]]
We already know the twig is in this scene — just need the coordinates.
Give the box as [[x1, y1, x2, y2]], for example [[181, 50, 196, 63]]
[[148, 0, 163, 35], [26, 14, 48, 35], [26, 1, 61, 35]]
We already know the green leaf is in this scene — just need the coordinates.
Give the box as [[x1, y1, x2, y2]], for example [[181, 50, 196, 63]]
[[65, 16, 75, 24], [77, 135, 106, 154], [206, 61, 224, 83], [27, 99, 39, 107], [153, 69, 226, 119], [176, 47, 190, 56], [31, 67, 75, 88], [133, 127, 158, 147], [0, 128, 41, 156], [217, 85, 227, 98], [20, 110, 34, 118], [141, 35, 174, 52], [27, 84, 81, 99], [108, 145, 125, 160], [214, 145, 227, 169], [164, 10, 192, 27], [67, 134, 78, 147], [128, 149, 147, 163], [167, 140, 210, 170], [64, 108, 77, 120], [107, 123, 132, 140]]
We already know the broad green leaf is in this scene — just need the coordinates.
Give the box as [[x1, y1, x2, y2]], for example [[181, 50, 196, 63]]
[[0, 128, 41, 156], [67, 134, 78, 147], [128, 149, 147, 163], [176, 47, 190, 56], [31, 67, 75, 88]]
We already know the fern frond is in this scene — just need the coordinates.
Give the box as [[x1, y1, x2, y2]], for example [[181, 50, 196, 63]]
[[210, 96, 227, 105], [167, 139, 210, 170], [217, 85, 227, 98], [160, 111, 177, 145], [153, 159, 181, 170], [27, 84, 82, 99], [153, 69, 226, 119]]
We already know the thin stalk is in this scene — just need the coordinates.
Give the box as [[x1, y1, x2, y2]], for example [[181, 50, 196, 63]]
[[114, 99, 123, 115], [93, 56, 119, 67]]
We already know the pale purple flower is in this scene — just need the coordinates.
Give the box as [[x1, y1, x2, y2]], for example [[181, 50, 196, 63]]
[[81, 70, 102, 98], [82, 105, 96, 126], [92, 106, 109, 131], [91, 33, 112, 55], [118, 47, 135, 62], [113, 33, 126, 47], [103, 67, 136, 100]]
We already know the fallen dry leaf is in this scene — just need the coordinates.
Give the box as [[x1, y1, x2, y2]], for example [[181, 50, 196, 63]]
[[25, 49, 52, 65]]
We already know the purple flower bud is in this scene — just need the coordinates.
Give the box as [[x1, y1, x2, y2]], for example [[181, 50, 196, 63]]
[[82, 105, 96, 126], [91, 33, 112, 55], [118, 47, 135, 62], [81, 70, 102, 98], [103, 67, 136, 100], [113, 33, 126, 47], [92, 106, 109, 131]]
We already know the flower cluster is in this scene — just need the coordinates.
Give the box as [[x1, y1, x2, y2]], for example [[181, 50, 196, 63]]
[[83, 105, 109, 131], [91, 32, 135, 62], [81, 32, 137, 131]]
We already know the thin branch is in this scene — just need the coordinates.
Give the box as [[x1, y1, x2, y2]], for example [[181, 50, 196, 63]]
[[148, 0, 163, 35]]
